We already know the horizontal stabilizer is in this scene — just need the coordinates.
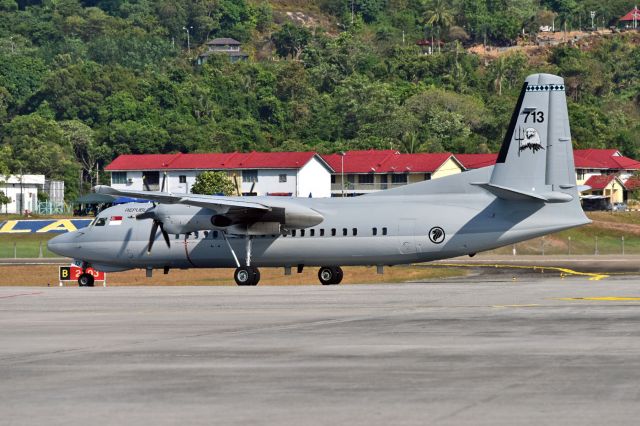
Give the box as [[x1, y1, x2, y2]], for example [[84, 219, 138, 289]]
[[471, 182, 574, 203]]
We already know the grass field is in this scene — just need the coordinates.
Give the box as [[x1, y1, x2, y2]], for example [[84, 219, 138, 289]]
[[0, 265, 465, 286], [0, 233, 59, 258]]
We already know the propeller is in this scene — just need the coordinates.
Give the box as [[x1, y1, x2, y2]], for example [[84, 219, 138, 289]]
[[161, 171, 167, 192], [137, 206, 170, 253]]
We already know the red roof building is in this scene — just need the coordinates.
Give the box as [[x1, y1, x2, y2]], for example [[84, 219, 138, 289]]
[[455, 154, 499, 170], [619, 6, 640, 27], [105, 152, 333, 197], [321, 150, 464, 195]]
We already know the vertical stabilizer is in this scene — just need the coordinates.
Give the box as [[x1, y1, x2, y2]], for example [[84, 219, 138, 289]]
[[485, 74, 577, 202]]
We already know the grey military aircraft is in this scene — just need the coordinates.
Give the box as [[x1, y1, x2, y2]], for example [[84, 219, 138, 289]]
[[48, 73, 590, 286]]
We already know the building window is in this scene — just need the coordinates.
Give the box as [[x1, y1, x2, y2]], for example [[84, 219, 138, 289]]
[[243, 170, 258, 183], [112, 172, 127, 184], [372, 227, 377, 236], [392, 174, 407, 184], [577, 170, 585, 180], [382, 227, 388, 236], [358, 174, 374, 184], [279, 174, 287, 183], [424, 173, 431, 180], [331, 175, 336, 184], [179, 175, 187, 183]]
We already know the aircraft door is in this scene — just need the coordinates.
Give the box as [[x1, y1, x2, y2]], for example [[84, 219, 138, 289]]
[[398, 219, 416, 254]]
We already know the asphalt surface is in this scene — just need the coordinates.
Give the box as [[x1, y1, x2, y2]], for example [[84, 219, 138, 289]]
[[3, 276, 640, 425]]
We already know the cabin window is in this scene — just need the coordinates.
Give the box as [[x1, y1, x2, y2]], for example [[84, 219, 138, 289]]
[[204, 231, 209, 238], [301, 229, 305, 237], [292, 230, 297, 237], [331, 228, 336, 236], [310, 229, 315, 237], [320, 229, 325, 237], [372, 227, 377, 236], [382, 227, 388, 236], [352, 228, 357, 236], [342, 228, 347, 236], [95, 217, 106, 226], [213, 231, 219, 239]]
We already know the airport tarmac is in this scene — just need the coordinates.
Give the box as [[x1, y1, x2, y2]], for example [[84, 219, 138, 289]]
[[3, 275, 640, 425]]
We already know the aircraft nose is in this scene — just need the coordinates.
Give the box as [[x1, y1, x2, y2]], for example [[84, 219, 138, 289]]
[[47, 232, 81, 258]]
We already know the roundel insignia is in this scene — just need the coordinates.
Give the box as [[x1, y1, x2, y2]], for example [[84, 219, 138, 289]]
[[429, 226, 445, 244]]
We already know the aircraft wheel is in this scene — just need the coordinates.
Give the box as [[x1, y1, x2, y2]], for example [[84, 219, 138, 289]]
[[78, 273, 95, 287], [318, 266, 343, 285], [234, 266, 260, 286]]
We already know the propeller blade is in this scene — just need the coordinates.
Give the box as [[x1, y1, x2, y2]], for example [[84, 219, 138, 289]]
[[161, 172, 167, 192], [148, 221, 159, 253], [159, 222, 171, 248], [136, 208, 156, 220]]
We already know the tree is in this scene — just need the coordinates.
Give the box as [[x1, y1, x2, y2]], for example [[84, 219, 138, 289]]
[[191, 171, 236, 196], [422, 0, 454, 51], [272, 23, 311, 60]]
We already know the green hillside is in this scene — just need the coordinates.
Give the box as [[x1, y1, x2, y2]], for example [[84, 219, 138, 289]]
[[0, 0, 639, 202]]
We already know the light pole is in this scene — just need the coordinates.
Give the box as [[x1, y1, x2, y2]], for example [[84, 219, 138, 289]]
[[339, 151, 346, 197], [590, 11, 596, 30], [182, 26, 193, 53]]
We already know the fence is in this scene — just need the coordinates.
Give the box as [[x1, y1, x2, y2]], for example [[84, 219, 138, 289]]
[[492, 235, 639, 256], [0, 241, 58, 258]]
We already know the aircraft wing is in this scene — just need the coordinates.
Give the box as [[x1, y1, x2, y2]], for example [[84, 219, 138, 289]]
[[94, 185, 270, 211], [93, 185, 323, 232]]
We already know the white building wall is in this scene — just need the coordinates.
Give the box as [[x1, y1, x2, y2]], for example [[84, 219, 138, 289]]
[[1, 175, 44, 214], [297, 158, 331, 198], [248, 170, 297, 196]]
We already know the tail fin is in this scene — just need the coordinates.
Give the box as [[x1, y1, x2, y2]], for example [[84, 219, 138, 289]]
[[475, 73, 577, 203]]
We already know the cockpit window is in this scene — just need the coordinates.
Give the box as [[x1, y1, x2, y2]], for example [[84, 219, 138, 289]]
[[95, 217, 107, 227]]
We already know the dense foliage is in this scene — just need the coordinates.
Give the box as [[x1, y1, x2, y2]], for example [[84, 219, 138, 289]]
[[0, 0, 639, 201]]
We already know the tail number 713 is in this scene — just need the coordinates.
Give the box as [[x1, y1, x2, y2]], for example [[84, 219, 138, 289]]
[[524, 111, 544, 123]]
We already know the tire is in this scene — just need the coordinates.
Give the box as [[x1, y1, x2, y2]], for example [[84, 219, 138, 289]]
[[234, 266, 260, 286], [78, 273, 95, 287], [318, 266, 343, 285]]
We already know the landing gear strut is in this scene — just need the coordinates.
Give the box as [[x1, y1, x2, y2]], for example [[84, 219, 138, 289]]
[[318, 266, 343, 285]]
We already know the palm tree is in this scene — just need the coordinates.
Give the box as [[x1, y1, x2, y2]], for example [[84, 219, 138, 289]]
[[422, 0, 454, 53], [491, 56, 507, 96]]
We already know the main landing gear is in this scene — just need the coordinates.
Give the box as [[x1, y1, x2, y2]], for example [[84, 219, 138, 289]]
[[234, 266, 260, 286], [224, 232, 262, 286], [318, 266, 343, 285]]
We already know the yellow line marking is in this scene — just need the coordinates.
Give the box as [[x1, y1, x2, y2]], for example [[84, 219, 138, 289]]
[[493, 304, 540, 308], [558, 297, 640, 301], [435, 263, 609, 281]]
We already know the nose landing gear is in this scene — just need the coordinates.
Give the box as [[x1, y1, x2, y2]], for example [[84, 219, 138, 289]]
[[318, 266, 343, 285], [78, 273, 95, 287]]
